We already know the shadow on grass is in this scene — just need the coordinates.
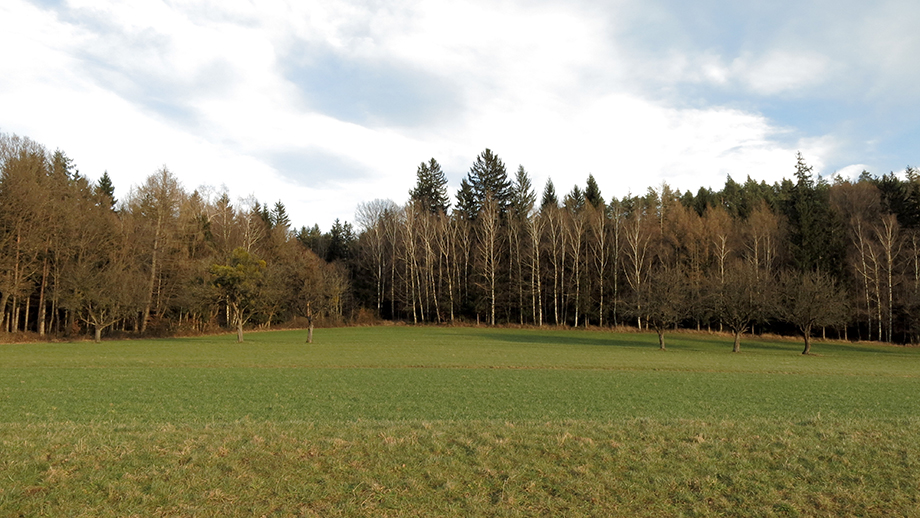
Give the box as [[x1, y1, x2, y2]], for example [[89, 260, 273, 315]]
[[476, 330, 656, 349]]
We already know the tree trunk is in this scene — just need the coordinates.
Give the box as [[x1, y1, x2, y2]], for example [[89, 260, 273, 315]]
[[0, 292, 8, 333], [306, 303, 314, 344], [657, 329, 666, 350], [237, 320, 244, 343], [141, 230, 160, 334], [94, 325, 102, 343], [38, 257, 49, 336], [802, 325, 812, 355], [732, 331, 741, 353]]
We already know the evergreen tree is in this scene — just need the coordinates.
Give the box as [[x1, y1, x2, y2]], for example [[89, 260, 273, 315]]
[[510, 165, 536, 220], [466, 148, 511, 217], [585, 174, 604, 208], [297, 224, 326, 258], [271, 200, 291, 229], [720, 175, 744, 218], [95, 171, 116, 209], [454, 177, 477, 221], [50, 149, 78, 180], [564, 185, 585, 212], [874, 167, 920, 228], [409, 158, 450, 214], [782, 152, 846, 276], [541, 178, 558, 208], [326, 219, 355, 262]]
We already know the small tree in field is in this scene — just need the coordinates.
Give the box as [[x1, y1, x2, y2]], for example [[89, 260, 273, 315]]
[[210, 248, 266, 343], [643, 264, 689, 350], [716, 260, 769, 352], [774, 269, 848, 354]]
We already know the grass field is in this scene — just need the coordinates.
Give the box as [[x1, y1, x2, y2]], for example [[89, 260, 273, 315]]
[[1, 326, 919, 516]]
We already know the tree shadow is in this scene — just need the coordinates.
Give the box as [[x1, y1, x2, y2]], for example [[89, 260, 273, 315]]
[[475, 330, 654, 348]]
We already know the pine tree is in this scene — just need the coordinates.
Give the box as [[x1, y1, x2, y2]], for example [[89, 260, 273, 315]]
[[409, 158, 450, 214], [782, 152, 845, 276], [326, 219, 355, 262], [271, 201, 291, 229], [466, 149, 511, 217], [541, 178, 558, 209], [585, 174, 604, 208], [95, 171, 116, 209], [454, 177, 477, 221], [565, 185, 585, 212], [510, 165, 536, 219], [50, 149, 78, 180]]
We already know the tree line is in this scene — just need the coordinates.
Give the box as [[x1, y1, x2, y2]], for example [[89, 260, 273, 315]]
[[3, 130, 919, 350], [350, 149, 920, 352], [0, 132, 350, 342]]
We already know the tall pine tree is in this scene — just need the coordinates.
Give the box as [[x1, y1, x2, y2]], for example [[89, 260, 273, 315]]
[[585, 174, 604, 209], [782, 152, 845, 277], [541, 178, 558, 209], [409, 158, 450, 214], [466, 148, 512, 217]]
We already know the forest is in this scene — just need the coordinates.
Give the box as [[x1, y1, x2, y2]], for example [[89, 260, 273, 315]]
[[2, 131, 919, 349]]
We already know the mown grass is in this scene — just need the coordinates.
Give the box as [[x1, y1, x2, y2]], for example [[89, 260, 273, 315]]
[[1, 326, 919, 516]]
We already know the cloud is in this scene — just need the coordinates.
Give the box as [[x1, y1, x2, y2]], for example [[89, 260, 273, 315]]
[[2, 0, 917, 230], [731, 51, 833, 96]]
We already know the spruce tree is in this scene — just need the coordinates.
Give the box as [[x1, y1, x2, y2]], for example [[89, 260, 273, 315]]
[[272, 201, 291, 229], [585, 174, 604, 208], [95, 171, 116, 208], [466, 148, 511, 217], [541, 178, 558, 208], [455, 178, 477, 221], [510, 165, 536, 220], [565, 185, 585, 212], [409, 158, 450, 214], [782, 152, 845, 276]]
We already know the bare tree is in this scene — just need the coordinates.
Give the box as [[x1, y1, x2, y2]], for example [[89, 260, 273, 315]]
[[586, 202, 609, 327], [0, 147, 47, 332], [774, 269, 849, 354], [475, 197, 502, 325], [128, 167, 184, 333], [355, 199, 397, 318], [623, 210, 654, 329], [717, 260, 768, 352], [542, 202, 565, 325], [874, 214, 901, 342], [643, 264, 689, 350], [564, 203, 587, 326]]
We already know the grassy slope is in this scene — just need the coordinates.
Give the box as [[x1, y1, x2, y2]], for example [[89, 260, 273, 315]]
[[1, 326, 919, 516]]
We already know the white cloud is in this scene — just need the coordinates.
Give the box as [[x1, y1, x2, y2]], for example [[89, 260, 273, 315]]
[[731, 51, 833, 96], [4, 0, 906, 229]]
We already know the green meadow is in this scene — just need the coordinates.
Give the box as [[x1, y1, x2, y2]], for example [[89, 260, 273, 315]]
[[2, 326, 919, 516]]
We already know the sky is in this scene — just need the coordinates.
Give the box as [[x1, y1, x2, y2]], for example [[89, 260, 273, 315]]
[[2, 0, 919, 231]]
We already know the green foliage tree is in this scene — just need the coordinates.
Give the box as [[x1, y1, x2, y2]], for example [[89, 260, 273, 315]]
[[466, 149, 511, 217], [541, 178, 558, 209], [781, 153, 846, 277], [510, 166, 536, 220], [585, 174, 604, 209], [326, 219, 355, 263], [94, 171, 116, 209], [874, 167, 920, 229], [210, 248, 266, 343], [454, 178, 477, 221], [409, 158, 450, 214], [272, 201, 291, 229]]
